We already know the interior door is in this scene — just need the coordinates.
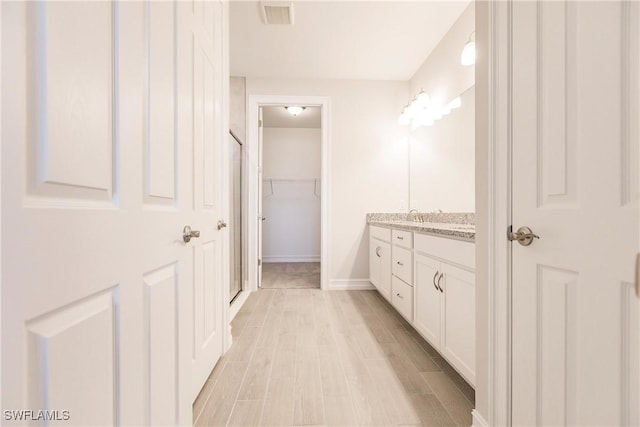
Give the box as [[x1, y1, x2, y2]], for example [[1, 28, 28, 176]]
[[1, 1, 225, 425], [511, 1, 639, 425], [258, 107, 264, 287], [184, 0, 226, 401]]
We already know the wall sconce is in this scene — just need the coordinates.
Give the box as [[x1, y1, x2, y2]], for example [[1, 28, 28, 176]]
[[460, 31, 476, 66], [398, 89, 461, 129], [285, 106, 305, 116]]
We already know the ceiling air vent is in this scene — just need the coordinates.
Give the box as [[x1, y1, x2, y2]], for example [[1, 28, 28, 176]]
[[260, 1, 294, 25]]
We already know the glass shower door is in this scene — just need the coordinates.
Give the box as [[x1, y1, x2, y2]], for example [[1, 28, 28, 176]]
[[230, 131, 242, 303]]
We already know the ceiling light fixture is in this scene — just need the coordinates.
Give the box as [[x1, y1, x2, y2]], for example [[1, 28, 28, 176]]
[[285, 106, 305, 116], [460, 31, 476, 66]]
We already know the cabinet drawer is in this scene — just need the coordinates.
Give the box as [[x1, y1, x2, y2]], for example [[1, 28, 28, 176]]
[[370, 225, 391, 242], [392, 229, 413, 248], [392, 276, 413, 321], [414, 233, 474, 269], [392, 246, 413, 284]]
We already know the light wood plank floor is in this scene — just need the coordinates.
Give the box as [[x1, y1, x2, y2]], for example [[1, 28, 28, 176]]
[[261, 263, 320, 289], [193, 288, 474, 426]]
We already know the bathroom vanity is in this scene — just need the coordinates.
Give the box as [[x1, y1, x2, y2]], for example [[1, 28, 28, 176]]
[[368, 213, 476, 387]]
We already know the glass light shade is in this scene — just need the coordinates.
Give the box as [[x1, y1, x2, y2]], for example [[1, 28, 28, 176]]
[[286, 106, 304, 116], [416, 91, 431, 108], [447, 96, 462, 110], [460, 41, 476, 66]]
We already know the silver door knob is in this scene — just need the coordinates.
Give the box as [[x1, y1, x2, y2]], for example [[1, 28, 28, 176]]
[[508, 226, 540, 246], [183, 225, 200, 243], [217, 220, 227, 230]]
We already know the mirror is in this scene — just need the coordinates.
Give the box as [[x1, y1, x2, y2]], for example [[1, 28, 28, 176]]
[[408, 85, 475, 213]]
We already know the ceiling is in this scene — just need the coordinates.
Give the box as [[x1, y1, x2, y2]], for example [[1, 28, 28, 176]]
[[262, 106, 321, 128], [230, 1, 471, 81]]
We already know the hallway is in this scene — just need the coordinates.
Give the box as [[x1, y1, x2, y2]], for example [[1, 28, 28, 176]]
[[193, 288, 474, 426]]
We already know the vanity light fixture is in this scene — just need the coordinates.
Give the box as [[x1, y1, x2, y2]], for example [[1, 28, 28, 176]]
[[285, 106, 305, 116], [460, 31, 476, 66], [398, 90, 462, 129]]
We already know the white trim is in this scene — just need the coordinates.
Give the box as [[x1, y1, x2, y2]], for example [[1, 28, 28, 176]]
[[328, 279, 375, 291], [263, 256, 320, 263], [247, 95, 331, 293], [229, 290, 250, 321], [220, 0, 232, 355], [472, 409, 489, 427], [487, 1, 513, 425]]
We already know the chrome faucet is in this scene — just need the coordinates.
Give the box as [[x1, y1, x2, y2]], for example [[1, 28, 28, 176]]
[[409, 209, 423, 223]]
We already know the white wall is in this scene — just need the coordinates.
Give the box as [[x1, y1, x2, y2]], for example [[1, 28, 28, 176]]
[[262, 128, 321, 262], [407, 2, 475, 213], [263, 128, 321, 179], [409, 2, 475, 106], [246, 78, 410, 282]]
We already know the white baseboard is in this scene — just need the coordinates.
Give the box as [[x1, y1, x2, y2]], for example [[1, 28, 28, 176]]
[[328, 279, 375, 290], [263, 256, 320, 263], [472, 409, 489, 427]]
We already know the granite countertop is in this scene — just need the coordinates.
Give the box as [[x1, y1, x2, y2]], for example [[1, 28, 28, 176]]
[[367, 212, 475, 242]]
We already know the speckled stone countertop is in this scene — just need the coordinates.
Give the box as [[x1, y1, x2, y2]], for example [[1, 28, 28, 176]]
[[367, 212, 475, 242]]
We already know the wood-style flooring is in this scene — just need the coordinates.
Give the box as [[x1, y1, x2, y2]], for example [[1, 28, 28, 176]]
[[260, 263, 320, 289], [193, 288, 475, 426]]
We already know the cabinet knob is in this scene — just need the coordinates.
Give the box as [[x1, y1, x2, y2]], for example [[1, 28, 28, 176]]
[[396, 261, 404, 266], [375, 247, 381, 258], [396, 293, 403, 299]]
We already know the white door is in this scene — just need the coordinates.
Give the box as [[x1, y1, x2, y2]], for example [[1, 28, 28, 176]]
[[1, 1, 226, 425], [511, 1, 639, 425], [184, 0, 227, 401], [258, 107, 265, 286]]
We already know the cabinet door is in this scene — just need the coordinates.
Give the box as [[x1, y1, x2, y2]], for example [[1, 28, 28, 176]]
[[441, 263, 475, 385], [370, 238, 391, 301], [414, 253, 442, 348], [369, 235, 381, 288]]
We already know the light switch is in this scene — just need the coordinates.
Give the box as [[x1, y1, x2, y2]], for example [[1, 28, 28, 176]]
[[399, 199, 407, 211]]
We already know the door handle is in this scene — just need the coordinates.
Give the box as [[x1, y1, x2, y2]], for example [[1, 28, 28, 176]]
[[508, 226, 540, 246], [183, 225, 200, 243], [437, 272, 444, 293], [433, 271, 439, 291], [217, 220, 227, 230]]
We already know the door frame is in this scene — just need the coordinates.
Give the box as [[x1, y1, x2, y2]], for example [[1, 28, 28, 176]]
[[246, 95, 331, 292], [482, 1, 513, 425]]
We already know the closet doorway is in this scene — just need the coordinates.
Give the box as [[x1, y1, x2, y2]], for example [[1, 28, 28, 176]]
[[260, 106, 321, 289]]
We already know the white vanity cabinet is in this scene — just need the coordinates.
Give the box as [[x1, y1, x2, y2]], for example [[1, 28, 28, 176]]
[[368, 223, 476, 387], [369, 226, 391, 301], [413, 233, 475, 385]]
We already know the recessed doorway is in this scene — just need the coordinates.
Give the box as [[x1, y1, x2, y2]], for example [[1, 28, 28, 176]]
[[247, 95, 331, 292]]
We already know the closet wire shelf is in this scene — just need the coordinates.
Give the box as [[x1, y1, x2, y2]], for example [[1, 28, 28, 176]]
[[263, 178, 321, 197]]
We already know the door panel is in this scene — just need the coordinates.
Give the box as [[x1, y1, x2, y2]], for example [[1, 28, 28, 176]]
[[144, 264, 179, 426], [186, 0, 225, 400], [147, 1, 176, 203], [414, 254, 441, 347], [441, 264, 475, 385], [512, 1, 639, 425], [2, 1, 226, 425]]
